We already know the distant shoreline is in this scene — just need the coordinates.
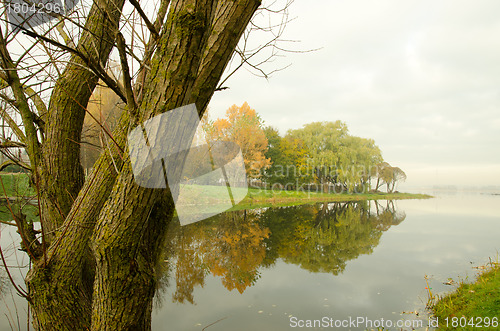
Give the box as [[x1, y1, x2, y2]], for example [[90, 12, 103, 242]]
[[229, 188, 432, 211]]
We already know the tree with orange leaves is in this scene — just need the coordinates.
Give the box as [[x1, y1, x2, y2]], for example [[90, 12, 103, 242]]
[[205, 102, 271, 180]]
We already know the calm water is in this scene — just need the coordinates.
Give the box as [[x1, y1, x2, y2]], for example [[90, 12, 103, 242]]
[[1, 192, 499, 330]]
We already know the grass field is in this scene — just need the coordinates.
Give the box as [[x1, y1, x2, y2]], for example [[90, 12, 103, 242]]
[[174, 183, 431, 212]]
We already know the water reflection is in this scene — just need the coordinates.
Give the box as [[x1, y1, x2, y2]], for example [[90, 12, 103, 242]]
[[158, 201, 405, 305], [261, 201, 405, 275]]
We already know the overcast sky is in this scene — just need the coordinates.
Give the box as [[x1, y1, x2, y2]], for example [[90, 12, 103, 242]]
[[207, 0, 500, 189]]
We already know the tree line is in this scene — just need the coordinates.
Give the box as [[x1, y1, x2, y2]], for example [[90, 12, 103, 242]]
[[202, 102, 406, 193], [79, 97, 407, 193]]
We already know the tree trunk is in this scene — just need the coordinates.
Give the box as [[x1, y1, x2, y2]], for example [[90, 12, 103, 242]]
[[40, 0, 126, 242], [91, 2, 261, 328], [23, 1, 262, 330]]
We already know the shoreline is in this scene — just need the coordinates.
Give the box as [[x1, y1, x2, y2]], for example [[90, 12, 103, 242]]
[[229, 188, 432, 211], [431, 260, 500, 330]]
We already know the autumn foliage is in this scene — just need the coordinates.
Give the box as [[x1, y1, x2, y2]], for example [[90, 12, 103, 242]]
[[80, 80, 121, 170], [204, 102, 271, 180]]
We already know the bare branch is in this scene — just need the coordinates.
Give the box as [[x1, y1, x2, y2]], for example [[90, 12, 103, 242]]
[[0, 65, 28, 144], [128, 0, 160, 41], [217, 0, 317, 89], [55, 19, 76, 49], [19, 27, 127, 103], [0, 106, 26, 143], [116, 32, 138, 122], [0, 159, 30, 171], [0, 140, 26, 148]]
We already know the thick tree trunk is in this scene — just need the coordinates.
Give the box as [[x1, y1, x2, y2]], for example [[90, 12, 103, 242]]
[[91, 167, 174, 330], [24, 0, 126, 328], [40, 0, 126, 242], [25, 0, 261, 330], [91, 1, 261, 328], [26, 114, 128, 330]]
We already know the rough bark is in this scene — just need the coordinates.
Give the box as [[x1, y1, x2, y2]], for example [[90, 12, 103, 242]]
[[23, 1, 126, 329], [26, 114, 128, 330], [40, 0, 126, 242], [24, 0, 261, 330], [91, 1, 260, 329]]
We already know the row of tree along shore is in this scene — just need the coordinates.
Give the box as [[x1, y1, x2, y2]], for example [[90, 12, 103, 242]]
[[4, 101, 410, 200], [200, 102, 407, 193]]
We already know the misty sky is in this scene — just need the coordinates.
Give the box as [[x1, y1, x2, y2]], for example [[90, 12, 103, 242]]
[[208, 0, 500, 188]]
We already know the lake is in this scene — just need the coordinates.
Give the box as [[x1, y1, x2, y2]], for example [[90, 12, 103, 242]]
[[1, 191, 499, 330]]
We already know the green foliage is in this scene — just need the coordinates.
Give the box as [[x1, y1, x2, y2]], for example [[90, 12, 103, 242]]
[[204, 113, 402, 194], [263, 126, 311, 188], [286, 121, 383, 192], [372, 162, 407, 192]]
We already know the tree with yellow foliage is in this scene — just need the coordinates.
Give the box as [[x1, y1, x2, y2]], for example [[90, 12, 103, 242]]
[[80, 81, 122, 172], [204, 102, 271, 180]]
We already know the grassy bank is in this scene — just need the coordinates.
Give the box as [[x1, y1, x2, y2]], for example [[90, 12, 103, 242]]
[[176, 184, 431, 213], [0, 173, 35, 197], [0, 173, 37, 225], [432, 261, 500, 330], [232, 187, 431, 210]]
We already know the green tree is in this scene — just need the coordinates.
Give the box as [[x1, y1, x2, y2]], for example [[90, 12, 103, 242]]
[[263, 126, 310, 189], [372, 162, 407, 192], [336, 135, 383, 192], [287, 121, 382, 192], [388, 166, 407, 192], [372, 162, 391, 191]]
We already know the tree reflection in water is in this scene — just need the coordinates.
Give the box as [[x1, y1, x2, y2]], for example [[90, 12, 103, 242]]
[[155, 201, 405, 305]]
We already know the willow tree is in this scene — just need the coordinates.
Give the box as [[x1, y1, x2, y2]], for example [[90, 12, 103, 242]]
[[287, 121, 383, 192], [0, 0, 282, 329]]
